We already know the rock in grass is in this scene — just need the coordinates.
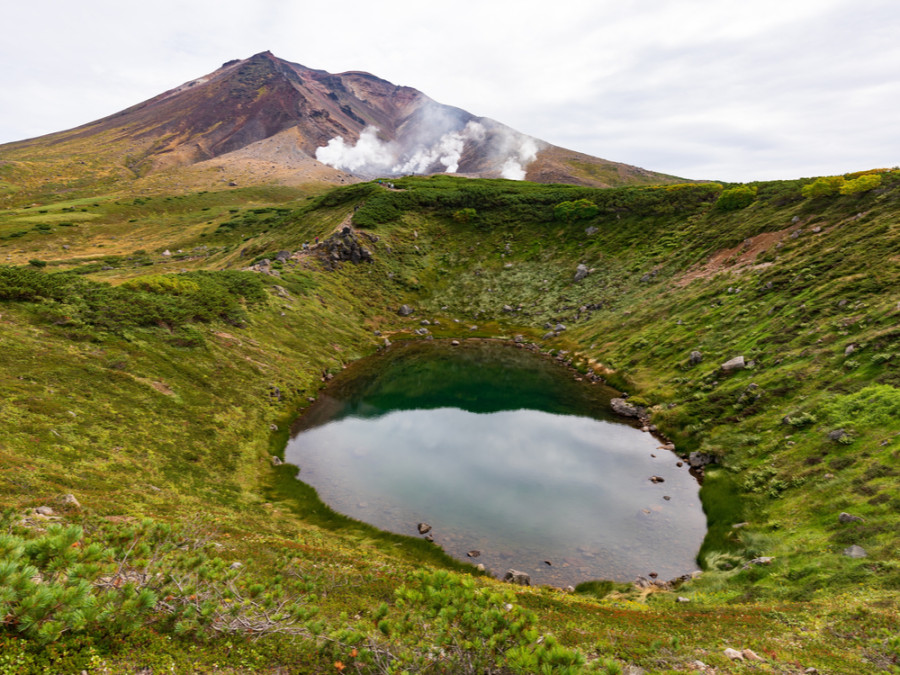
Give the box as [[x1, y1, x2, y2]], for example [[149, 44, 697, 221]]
[[34, 506, 54, 516], [503, 569, 531, 586], [742, 649, 764, 662], [574, 264, 590, 282], [689, 350, 703, 365], [838, 512, 864, 523], [611, 398, 641, 418], [724, 647, 744, 661], [721, 355, 746, 371], [397, 304, 413, 316], [843, 545, 867, 558], [61, 494, 81, 508]]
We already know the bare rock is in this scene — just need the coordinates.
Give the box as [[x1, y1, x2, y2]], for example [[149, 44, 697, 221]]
[[60, 494, 81, 509], [839, 512, 864, 524], [574, 264, 590, 282], [229, 562, 243, 570], [467, 550, 481, 558], [721, 355, 746, 371], [610, 397, 642, 418], [649, 475, 665, 484], [270, 455, 283, 467], [417, 522, 432, 535], [689, 350, 703, 365], [34, 506, 54, 516], [724, 647, 744, 661], [843, 545, 867, 558], [742, 649, 764, 662], [397, 304, 413, 316], [503, 569, 531, 586]]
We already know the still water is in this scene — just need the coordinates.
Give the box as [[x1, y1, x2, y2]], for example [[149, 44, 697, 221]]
[[285, 341, 705, 586]]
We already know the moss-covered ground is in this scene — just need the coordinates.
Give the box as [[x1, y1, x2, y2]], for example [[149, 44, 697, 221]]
[[1, 172, 899, 673]]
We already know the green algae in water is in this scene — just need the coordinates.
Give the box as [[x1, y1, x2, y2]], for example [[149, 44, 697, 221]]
[[286, 341, 705, 586]]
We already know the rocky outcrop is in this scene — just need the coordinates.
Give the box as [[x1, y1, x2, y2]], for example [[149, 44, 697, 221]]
[[322, 227, 373, 265]]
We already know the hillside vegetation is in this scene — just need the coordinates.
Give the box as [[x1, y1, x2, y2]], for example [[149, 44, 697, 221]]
[[1, 171, 899, 673]]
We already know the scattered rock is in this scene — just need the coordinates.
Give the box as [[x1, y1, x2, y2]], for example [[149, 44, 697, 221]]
[[417, 522, 432, 535], [585, 226, 598, 236], [724, 647, 744, 661], [742, 649, 764, 662], [574, 264, 590, 282], [688, 452, 715, 469], [451, 339, 460, 346], [649, 476, 665, 484], [828, 428, 849, 443], [689, 350, 703, 365], [34, 506, 54, 516], [721, 355, 746, 371], [269, 423, 278, 431], [270, 455, 283, 467], [677, 596, 690, 603], [513, 334, 525, 343], [844, 343, 857, 356], [424, 534, 434, 542], [60, 494, 81, 509], [843, 545, 867, 558], [467, 550, 481, 558], [503, 569, 531, 586], [229, 562, 243, 570], [746, 556, 775, 567], [838, 512, 864, 524], [610, 397, 643, 419], [275, 250, 291, 262], [321, 227, 373, 265], [397, 304, 413, 316]]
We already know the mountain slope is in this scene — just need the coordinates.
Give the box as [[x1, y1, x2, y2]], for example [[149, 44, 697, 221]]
[[0, 52, 683, 198]]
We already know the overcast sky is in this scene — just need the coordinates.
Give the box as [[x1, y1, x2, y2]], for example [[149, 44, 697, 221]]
[[1, 0, 897, 182]]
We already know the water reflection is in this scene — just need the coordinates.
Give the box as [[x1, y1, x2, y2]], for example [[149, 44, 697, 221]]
[[285, 343, 705, 586]]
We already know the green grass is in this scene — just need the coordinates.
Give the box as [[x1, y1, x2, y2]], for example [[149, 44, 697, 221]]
[[2, 172, 900, 672]]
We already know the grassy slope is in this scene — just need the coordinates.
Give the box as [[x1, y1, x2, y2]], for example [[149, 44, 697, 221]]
[[1, 173, 899, 673]]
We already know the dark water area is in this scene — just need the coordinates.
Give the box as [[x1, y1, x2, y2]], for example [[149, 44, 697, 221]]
[[285, 340, 705, 587]]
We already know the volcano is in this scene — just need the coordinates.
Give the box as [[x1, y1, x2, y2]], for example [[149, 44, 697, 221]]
[[0, 52, 682, 188]]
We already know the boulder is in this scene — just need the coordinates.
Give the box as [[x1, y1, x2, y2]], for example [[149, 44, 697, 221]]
[[417, 522, 432, 535], [689, 350, 703, 365], [724, 648, 744, 661], [610, 398, 642, 418], [502, 569, 531, 586], [688, 452, 715, 469], [721, 355, 746, 371], [828, 429, 849, 442], [275, 250, 291, 262], [397, 304, 413, 316], [843, 545, 867, 558], [60, 494, 81, 509]]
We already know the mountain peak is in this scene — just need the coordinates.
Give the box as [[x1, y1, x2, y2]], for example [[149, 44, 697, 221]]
[[0, 54, 684, 188]]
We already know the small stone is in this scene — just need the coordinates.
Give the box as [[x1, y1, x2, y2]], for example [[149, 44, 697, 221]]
[[269, 424, 278, 431], [60, 494, 80, 508], [34, 506, 54, 516], [425, 534, 434, 542], [742, 649, 764, 662], [721, 355, 746, 371], [451, 340, 460, 346], [270, 455, 283, 466], [689, 350, 703, 365], [229, 562, 243, 570], [397, 304, 413, 316], [649, 476, 665, 484], [838, 512, 864, 524], [475, 563, 485, 571], [677, 596, 690, 603], [544, 560, 552, 566], [648, 572, 658, 578], [503, 569, 531, 586], [843, 545, 867, 558], [417, 523, 432, 535], [724, 647, 744, 661], [467, 550, 481, 558], [564, 585, 575, 592], [663, 495, 671, 501]]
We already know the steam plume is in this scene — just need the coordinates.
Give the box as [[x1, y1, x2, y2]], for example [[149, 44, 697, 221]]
[[315, 109, 539, 180]]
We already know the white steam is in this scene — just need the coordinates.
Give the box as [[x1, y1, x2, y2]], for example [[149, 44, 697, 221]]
[[315, 116, 538, 180], [500, 137, 539, 180]]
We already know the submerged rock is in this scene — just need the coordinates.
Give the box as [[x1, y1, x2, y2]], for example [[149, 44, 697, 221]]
[[417, 522, 432, 535]]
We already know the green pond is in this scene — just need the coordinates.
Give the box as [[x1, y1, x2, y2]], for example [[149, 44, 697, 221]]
[[285, 340, 705, 587]]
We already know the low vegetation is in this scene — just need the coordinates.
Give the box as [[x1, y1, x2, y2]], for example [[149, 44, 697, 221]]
[[2, 169, 900, 672]]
